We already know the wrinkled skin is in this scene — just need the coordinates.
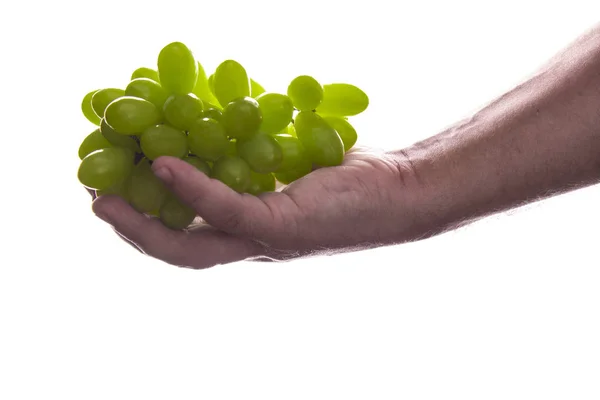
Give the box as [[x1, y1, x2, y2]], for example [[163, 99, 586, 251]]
[[91, 147, 423, 269]]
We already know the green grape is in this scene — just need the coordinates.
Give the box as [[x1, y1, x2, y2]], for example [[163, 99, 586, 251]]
[[203, 101, 222, 111], [188, 118, 228, 162], [100, 118, 141, 153], [274, 157, 312, 184], [250, 79, 265, 98], [316, 83, 369, 116], [159, 195, 197, 230], [82, 89, 101, 125], [140, 124, 188, 160], [201, 107, 222, 122], [183, 156, 211, 176], [77, 147, 134, 190], [91, 88, 125, 119], [127, 158, 168, 213], [256, 93, 294, 134], [213, 60, 250, 106], [322, 116, 358, 152], [221, 97, 262, 140], [288, 123, 297, 137], [131, 67, 160, 82], [237, 133, 283, 173], [96, 176, 131, 202], [208, 74, 215, 96], [211, 156, 251, 193], [192, 61, 220, 106], [125, 78, 169, 110], [145, 209, 160, 217], [287, 75, 323, 111], [157, 42, 198, 95], [294, 111, 344, 167], [272, 134, 307, 171], [280, 122, 297, 137], [246, 171, 276, 195], [225, 139, 237, 157], [79, 128, 112, 160], [104, 96, 162, 135], [163, 93, 204, 131]]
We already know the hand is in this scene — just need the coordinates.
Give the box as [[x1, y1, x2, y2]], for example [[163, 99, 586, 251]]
[[91, 147, 420, 269]]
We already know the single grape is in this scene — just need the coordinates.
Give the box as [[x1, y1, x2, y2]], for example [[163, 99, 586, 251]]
[[77, 147, 134, 190], [211, 156, 251, 193], [82, 89, 101, 125], [221, 97, 262, 140], [183, 156, 211, 176], [202, 107, 222, 122], [91, 88, 125, 119], [237, 133, 283, 173], [246, 171, 276, 195], [100, 118, 141, 153], [226, 139, 237, 157], [104, 96, 162, 135], [208, 74, 216, 96], [316, 83, 369, 116], [272, 134, 307, 171], [287, 75, 323, 111], [188, 118, 228, 162], [250, 79, 266, 98], [294, 111, 344, 167], [322, 116, 358, 152], [140, 124, 188, 160], [256, 93, 294, 134], [280, 122, 297, 137], [213, 60, 250, 107], [96, 176, 131, 202], [163, 93, 204, 131], [78, 128, 112, 160], [159, 195, 197, 230], [192, 61, 220, 106], [157, 42, 198, 95], [131, 67, 160, 82], [127, 158, 168, 213], [125, 78, 169, 110], [288, 123, 297, 137], [145, 209, 160, 217], [203, 101, 222, 110], [274, 157, 313, 184]]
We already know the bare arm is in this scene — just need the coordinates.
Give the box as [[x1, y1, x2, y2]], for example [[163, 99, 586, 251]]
[[396, 24, 600, 238], [92, 23, 600, 269]]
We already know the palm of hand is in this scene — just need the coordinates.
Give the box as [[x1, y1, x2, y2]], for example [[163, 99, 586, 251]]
[[92, 148, 407, 269]]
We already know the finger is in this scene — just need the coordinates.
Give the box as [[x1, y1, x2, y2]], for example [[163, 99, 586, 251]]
[[151, 156, 292, 239], [90, 188, 140, 251], [114, 229, 144, 254], [92, 194, 263, 269]]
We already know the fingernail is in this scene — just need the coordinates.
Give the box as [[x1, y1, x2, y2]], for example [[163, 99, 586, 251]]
[[153, 167, 172, 184]]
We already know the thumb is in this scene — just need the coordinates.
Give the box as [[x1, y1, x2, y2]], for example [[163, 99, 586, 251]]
[[151, 156, 279, 238]]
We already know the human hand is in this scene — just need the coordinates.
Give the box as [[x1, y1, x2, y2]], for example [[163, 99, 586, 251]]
[[91, 147, 422, 269]]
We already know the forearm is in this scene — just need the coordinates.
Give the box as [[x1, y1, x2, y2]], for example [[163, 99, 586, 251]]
[[398, 24, 600, 237]]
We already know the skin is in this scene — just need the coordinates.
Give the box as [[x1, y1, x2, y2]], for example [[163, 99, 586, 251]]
[[93, 23, 600, 269]]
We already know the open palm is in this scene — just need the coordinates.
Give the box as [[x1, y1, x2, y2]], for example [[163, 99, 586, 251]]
[[92, 147, 414, 269]]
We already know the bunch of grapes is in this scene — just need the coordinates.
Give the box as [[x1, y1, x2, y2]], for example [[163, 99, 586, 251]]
[[78, 42, 369, 230]]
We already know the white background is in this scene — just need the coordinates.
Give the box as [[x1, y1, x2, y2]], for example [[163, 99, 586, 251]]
[[1, 1, 600, 399]]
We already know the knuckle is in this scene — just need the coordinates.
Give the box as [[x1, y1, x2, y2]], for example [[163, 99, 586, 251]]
[[217, 210, 245, 233]]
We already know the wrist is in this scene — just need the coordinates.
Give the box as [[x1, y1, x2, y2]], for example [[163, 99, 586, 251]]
[[394, 121, 498, 239], [379, 147, 460, 243]]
